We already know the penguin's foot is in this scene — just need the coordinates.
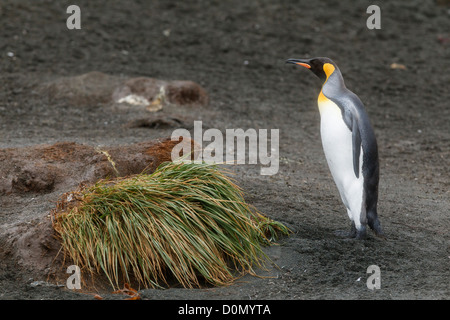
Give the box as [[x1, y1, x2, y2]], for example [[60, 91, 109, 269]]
[[370, 220, 386, 239], [335, 222, 380, 240], [334, 221, 358, 239], [349, 222, 368, 240], [338, 222, 367, 239], [355, 225, 367, 240], [373, 228, 387, 240], [367, 211, 386, 239]]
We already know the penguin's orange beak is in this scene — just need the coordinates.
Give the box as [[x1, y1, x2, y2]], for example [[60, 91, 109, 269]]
[[296, 63, 311, 69], [285, 58, 311, 69]]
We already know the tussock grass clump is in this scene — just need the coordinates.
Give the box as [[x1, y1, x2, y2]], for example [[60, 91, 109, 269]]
[[52, 162, 289, 289]]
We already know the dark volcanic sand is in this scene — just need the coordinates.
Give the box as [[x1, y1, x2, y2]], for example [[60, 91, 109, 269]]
[[0, 0, 449, 300]]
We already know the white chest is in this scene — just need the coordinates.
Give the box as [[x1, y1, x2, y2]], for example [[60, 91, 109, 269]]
[[318, 99, 363, 189]]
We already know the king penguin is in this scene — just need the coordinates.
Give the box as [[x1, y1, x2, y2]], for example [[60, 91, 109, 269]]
[[286, 57, 383, 239]]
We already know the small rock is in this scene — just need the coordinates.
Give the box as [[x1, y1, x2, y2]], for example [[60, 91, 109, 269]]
[[117, 94, 150, 107], [390, 63, 407, 70], [30, 281, 64, 288]]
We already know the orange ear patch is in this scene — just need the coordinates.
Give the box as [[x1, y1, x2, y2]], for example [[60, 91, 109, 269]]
[[323, 63, 335, 78]]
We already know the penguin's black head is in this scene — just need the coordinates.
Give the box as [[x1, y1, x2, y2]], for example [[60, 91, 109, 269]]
[[286, 57, 337, 81]]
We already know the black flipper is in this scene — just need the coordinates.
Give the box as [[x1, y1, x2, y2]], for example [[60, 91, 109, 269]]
[[352, 117, 362, 178], [340, 108, 362, 178]]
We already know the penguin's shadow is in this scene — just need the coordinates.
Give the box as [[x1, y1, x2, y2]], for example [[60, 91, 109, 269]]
[[333, 229, 387, 241]]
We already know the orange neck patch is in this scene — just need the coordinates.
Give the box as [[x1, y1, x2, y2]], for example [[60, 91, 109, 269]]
[[318, 63, 336, 103], [318, 90, 328, 103]]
